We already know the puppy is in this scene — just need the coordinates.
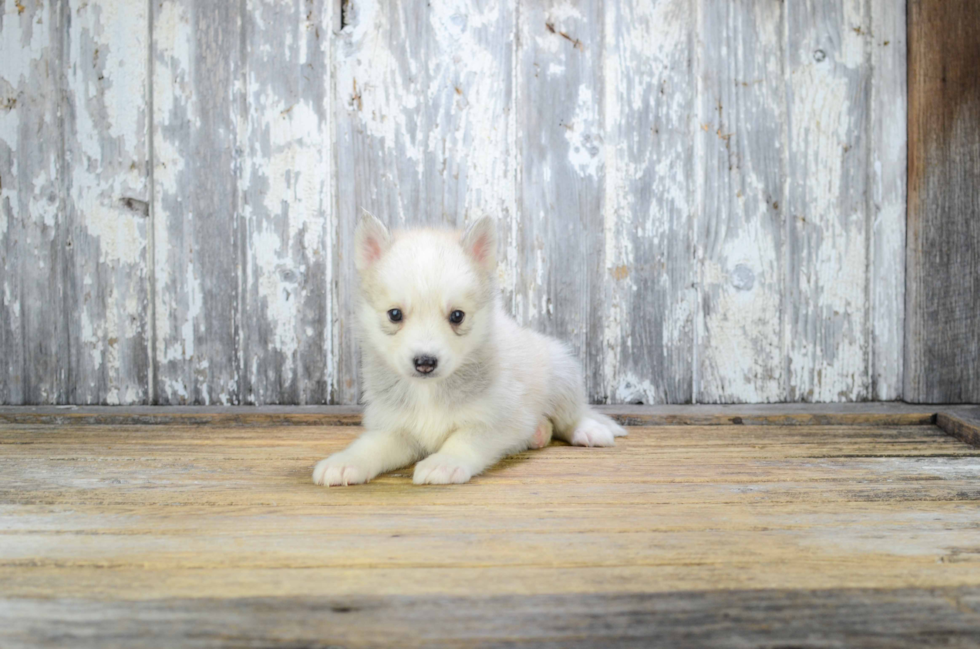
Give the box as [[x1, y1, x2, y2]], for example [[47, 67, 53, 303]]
[[313, 214, 626, 486]]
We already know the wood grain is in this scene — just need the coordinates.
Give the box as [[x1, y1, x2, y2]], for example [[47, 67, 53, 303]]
[[65, 0, 151, 405], [602, 0, 696, 405], [2, 417, 980, 645], [0, 403, 941, 427], [697, 0, 785, 403], [240, 0, 333, 405], [937, 409, 980, 448], [3, 588, 979, 649], [515, 0, 605, 400], [151, 0, 243, 404], [869, 0, 907, 401], [785, 0, 873, 402], [0, 2, 70, 404], [906, 0, 980, 403], [0, 403, 944, 427]]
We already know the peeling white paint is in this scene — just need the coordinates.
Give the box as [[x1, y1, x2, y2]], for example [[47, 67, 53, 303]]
[[564, 85, 602, 178], [335, 0, 421, 163], [869, 0, 907, 400], [0, 0, 908, 405], [0, 5, 49, 86], [787, 45, 869, 402]]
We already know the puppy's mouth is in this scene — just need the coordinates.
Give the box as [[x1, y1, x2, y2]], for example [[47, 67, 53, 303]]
[[412, 367, 439, 379]]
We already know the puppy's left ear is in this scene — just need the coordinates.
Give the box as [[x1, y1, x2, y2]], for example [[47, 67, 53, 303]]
[[461, 216, 497, 272], [354, 211, 391, 273]]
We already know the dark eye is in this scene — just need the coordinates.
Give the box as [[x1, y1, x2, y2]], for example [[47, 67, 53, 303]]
[[387, 308, 403, 323], [449, 310, 465, 325]]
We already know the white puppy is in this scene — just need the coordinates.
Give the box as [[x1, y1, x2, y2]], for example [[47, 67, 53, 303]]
[[313, 214, 626, 486]]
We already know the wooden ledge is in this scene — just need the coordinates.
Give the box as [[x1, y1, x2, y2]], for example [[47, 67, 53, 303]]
[[1, 403, 978, 443], [936, 409, 980, 448]]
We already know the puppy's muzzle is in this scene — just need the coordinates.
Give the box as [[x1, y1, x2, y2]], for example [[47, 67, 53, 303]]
[[413, 355, 438, 375]]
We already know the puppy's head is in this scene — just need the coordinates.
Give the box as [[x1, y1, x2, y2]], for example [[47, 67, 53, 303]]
[[354, 213, 497, 382]]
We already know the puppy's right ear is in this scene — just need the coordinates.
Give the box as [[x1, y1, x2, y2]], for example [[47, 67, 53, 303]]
[[354, 211, 391, 272]]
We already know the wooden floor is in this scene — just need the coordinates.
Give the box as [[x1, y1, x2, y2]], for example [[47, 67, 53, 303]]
[[2, 407, 980, 647]]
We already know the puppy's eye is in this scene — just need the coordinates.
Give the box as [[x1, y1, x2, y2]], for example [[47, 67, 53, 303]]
[[387, 308, 403, 323], [449, 310, 465, 325]]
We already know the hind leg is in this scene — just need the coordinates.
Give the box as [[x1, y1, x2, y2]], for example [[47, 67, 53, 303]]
[[567, 410, 628, 447], [528, 417, 553, 450], [544, 340, 627, 447]]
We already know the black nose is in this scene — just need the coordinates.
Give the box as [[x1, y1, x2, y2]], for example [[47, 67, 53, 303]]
[[414, 355, 438, 374]]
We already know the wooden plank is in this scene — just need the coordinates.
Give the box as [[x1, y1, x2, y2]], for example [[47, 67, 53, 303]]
[[0, 403, 940, 426], [240, 0, 333, 404], [3, 588, 980, 649], [602, 403, 937, 427], [6, 428, 977, 466], [696, 1, 786, 403], [151, 0, 243, 404], [6, 523, 980, 571], [937, 409, 980, 448], [64, 0, 151, 404], [5, 561, 980, 601], [0, 406, 364, 427], [4, 426, 980, 507], [10, 475, 977, 509], [785, 0, 873, 401], [516, 0, 604, 400], [5, 500, 975, 536], [906, 0, 980, 403], [601, 0, 695, 404], [332, 0, 516, 404], [0, 2, 70, 404], [869, 0, 906, 400]]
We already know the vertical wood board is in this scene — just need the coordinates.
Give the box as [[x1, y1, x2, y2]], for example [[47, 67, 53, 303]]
[[906, 0, 980, 403], [516, 0, 605, 400], [869, 0, 906, 401], [784, 0, 872, 402], [601, 0, 696, 405], [151, 0, 243, 404], [240, 0, 333, 405], [696, 0, 786, 403], [1, 2, 70, 404], [65, 0, 151, 404]]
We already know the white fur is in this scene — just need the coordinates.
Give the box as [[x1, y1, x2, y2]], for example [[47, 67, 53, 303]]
[[312, 214, 626, 487]]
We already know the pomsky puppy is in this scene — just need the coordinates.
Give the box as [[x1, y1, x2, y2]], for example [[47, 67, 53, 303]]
[[312, 214, 626, 486]]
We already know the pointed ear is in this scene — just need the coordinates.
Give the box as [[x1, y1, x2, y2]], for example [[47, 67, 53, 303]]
[[354, 211, 391, 272], [461, 216, 497, 272]]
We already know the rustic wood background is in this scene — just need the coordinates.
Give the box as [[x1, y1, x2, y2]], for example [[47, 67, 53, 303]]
[[1, 0, 909, 405], [906, 0, 980, 404]]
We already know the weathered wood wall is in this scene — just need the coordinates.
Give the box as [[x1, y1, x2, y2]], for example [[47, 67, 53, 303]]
[[1, 0, 908, 405], [906, 0, 980, 404]]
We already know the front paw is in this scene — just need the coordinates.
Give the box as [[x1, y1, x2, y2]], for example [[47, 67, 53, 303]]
[[413, 454, 472, 485], [312, 454, 373, 487]]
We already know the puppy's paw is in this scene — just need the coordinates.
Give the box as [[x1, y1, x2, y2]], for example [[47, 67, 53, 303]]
[[569, 417, 618, 447], [312, 455, 372, 487], [528, 418, 554, 450], [609, 419, 628, 438], [413, 454, 472, 485]]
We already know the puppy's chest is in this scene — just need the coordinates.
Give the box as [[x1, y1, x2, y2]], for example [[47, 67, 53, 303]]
[[383, 389, 470, 450]]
